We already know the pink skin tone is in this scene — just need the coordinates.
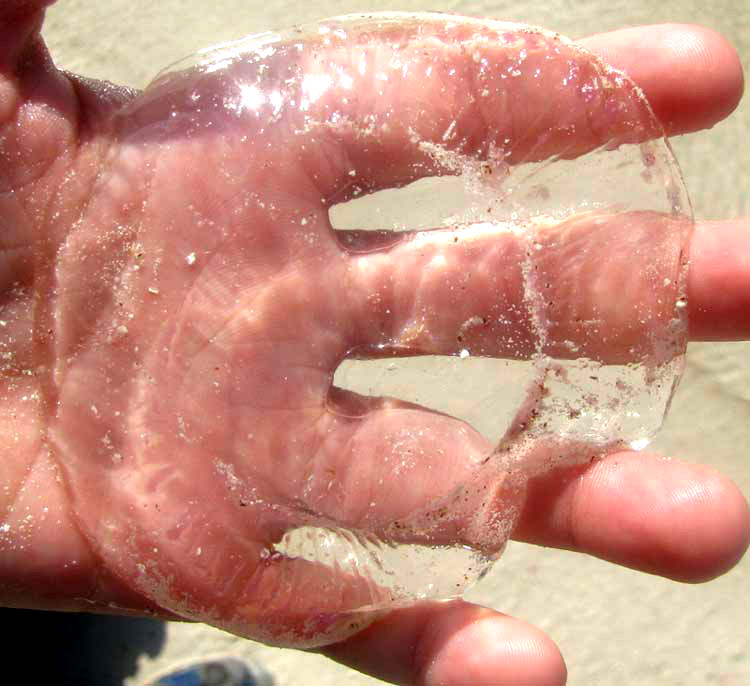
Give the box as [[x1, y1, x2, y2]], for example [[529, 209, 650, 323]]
[[1, 3, 749, 685]]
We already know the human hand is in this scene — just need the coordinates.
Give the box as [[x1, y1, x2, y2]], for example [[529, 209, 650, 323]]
[[1, 4, 748, 684]]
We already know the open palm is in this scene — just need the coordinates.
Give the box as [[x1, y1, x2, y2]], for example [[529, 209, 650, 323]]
[[1, 4, 748, 684]]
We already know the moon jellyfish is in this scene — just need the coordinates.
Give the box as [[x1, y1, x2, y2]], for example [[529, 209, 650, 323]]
[[51, 13, 692, 647]]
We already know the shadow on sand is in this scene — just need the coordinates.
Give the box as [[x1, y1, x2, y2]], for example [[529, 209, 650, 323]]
[[2, 608, 165, 685]]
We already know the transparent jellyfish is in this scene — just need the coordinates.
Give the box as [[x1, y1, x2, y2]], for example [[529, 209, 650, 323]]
[[52, 13, 692, 647]]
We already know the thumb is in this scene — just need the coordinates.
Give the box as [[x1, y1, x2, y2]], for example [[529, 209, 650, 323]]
[[0, 0, 133, 199], [1, 0, 80, 200], [0, 1, 52, 66]]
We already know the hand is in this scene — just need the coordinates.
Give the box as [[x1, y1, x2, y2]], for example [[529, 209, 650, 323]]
[[1, 4, 748, 684]]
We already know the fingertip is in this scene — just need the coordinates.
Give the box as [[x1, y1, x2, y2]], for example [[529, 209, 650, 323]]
[[418, 605, 567, 686], [671, 464, 750, 583], [584, 454, 750, 582], [583, 23, 745, 135], [663, 24, 744, 131], [326, 601, 567, 686], [514, 451, 750, 583]]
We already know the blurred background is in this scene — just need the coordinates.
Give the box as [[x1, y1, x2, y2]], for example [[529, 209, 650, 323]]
[[34, 1, 749, 684]]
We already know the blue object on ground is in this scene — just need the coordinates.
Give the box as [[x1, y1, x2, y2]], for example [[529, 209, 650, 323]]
[[148, 656, 273, 686]]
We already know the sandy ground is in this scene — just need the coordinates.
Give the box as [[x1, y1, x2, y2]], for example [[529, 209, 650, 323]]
[[35, 1, 749, 684]]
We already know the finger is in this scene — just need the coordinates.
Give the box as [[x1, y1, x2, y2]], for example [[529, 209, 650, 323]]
[[687, 219, 750, 341], [125, 18, 740, 218], [301, 16, 661, 203], [0, 1, 50, 66], [324, 600, 567, 686], [345, 211, 689, 364], [0, 0, 134, 175], [271, 18, 740, 203], [0, 0, 133, 252], [311, 392, 595, 559], [581, 24, 744, 136], [513, 450, 750, 582], [308, 387, 496, 532], [342, 214, 747, 368], [142, 15, 663, 208]]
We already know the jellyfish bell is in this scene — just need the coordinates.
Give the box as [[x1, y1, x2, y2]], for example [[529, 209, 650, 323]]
[[52, 14, 691, 647]]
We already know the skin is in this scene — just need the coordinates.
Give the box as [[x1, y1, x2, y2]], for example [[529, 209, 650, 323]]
[[0, 3, 748, 684]]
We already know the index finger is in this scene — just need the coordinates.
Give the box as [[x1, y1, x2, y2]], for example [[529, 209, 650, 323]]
[[135, 16, 720, 208]]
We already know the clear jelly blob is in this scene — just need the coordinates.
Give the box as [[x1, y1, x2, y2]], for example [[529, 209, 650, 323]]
[[51, 13, 692, 647]]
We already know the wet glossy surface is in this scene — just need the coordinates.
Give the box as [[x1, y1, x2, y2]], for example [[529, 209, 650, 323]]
[[51, 14, 692, 647]]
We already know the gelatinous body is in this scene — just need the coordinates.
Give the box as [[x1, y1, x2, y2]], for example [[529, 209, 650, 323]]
[[51, 14, 692, 647]]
